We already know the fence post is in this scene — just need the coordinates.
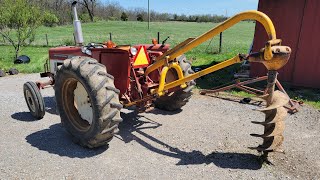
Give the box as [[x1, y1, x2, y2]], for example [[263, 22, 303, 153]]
[[219, 32, 223, 53], [157, 32, 160, 43], [45, 34, 49, 46], [73, 33, 76, 45], [109, 33, 112, 41]]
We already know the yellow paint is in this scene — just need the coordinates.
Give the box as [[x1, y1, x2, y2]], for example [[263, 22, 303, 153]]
[[156, 62, 187, 95], [155, 38, 195, 61], [152, 55, 242, 97], [133, 47, 149, 67]]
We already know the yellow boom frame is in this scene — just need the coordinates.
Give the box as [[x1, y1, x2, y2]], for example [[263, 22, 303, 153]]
[[147, 10, 282, 97], [128, 10, 289, 106], [125, 10, 292, 154]]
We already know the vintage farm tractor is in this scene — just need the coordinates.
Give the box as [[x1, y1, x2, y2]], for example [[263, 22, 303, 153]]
[[23, 1, 291, 155]]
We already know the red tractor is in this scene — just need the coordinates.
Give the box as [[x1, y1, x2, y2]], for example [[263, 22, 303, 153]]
[[24, 1, 291, 156]]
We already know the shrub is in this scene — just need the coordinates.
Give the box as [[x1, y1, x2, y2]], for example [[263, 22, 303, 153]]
[[79, 13, 91, 23], [137, 14, 143, 22], [121, 12, 128, 21], [43, 12, 59, 27], [62, 39, 74, 46]]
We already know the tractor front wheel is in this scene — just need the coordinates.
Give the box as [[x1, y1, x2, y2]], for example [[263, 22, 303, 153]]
[[54, 56, 122, 148], [23, 81, 45, 119]]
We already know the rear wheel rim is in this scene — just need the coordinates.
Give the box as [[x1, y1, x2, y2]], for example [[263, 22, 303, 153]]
[[62, 77, 93, 132], [74, 81, 93, 125]]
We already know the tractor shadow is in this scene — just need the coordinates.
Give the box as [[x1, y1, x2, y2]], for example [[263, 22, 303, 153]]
[[117, 110, 263, 170], [24, 107, 263, 167], [204, 94, 265, 108], [26, 123, 107, 158], [11, 112, 40, 122], [147, 108, 183, 115], [43, 96, 58, 115], [11, 96, 58, 122]]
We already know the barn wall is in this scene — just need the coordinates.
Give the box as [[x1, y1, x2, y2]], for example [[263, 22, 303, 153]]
[[250, 0, 320, 88], [291, 0, 320, 88]]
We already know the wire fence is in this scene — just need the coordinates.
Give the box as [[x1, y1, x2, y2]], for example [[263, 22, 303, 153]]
[[0, 32, 224, 54]]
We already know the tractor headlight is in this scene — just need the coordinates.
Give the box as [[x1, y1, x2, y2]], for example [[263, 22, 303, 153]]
[[85, 48, 92, 56], [130, 47, 137, 56]]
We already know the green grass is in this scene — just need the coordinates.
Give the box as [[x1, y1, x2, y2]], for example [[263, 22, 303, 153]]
[[286, 88, 320, 109], [0, 46, 48, 73]]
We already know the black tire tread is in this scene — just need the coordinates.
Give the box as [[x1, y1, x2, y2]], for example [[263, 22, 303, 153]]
[[154, 55, 195, 111], [23, 81, 45, 119], [54, 56, 122, 148]]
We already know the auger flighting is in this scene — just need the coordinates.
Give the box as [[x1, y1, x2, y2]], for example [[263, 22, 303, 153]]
[[247, 44, 291, 156]]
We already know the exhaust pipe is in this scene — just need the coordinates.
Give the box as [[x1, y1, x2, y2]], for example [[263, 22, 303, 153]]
[[72, 1, 84, 46]]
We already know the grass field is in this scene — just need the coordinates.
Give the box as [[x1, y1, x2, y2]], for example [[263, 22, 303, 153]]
[[0, 20, 319, 109], [0, 20, 255, 72], [0, 46, 48, 73]]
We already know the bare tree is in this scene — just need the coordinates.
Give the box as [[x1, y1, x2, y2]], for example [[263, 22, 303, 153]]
[[80, 0, 97, 22], [28, 0, 72, 25], [104, 2, 123, 20]]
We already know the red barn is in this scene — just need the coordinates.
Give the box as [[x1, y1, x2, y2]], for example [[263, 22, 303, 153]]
[[250, 0, 320, 88]]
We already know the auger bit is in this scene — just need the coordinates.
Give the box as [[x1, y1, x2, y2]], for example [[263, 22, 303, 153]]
[[247, 43, 292, 157]]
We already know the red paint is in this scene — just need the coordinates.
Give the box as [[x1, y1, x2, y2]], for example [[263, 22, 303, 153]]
[[292, 0, 320, 88], [96, 49, 131, 95], [49, 46, 131, 95], [48, 43, 171, 98], [134, 44, 170, 53], [251, 0, 320, 88], [49, 46, 87, 60]]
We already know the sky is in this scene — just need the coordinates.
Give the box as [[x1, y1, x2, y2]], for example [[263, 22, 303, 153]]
[[102, 0, 259, 16]]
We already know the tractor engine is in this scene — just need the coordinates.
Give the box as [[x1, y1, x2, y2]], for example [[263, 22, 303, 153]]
[[48, 42, 171, 98]]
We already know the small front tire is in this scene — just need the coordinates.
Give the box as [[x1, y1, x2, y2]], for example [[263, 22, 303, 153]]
[[23, 81, 45, 119]]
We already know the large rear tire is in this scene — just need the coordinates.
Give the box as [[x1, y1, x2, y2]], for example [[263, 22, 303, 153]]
[[154, 55, 196, 111], [54, 56, 122, 148]]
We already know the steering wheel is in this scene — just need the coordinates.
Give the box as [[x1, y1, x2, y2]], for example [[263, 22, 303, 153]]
[[87, 42, 104, 49]]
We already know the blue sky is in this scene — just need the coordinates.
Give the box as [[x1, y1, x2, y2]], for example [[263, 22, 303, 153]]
[[102, 0, 259, 16]]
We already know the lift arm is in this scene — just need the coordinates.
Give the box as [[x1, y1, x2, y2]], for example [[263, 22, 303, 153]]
[[145, 10, 279, 77], [147, 10, 290, 97]]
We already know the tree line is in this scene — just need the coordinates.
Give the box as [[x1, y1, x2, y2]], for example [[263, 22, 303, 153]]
[[0, 0, 228, 60], [6, 0, 228, 25]]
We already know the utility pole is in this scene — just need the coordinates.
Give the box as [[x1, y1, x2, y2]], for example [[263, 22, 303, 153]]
[[148, 0, 150, 29]]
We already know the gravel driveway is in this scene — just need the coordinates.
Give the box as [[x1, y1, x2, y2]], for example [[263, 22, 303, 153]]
[[0, 74, 319, 179]]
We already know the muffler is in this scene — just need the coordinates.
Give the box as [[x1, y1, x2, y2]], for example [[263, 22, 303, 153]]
[[72, 1, 84, 46]]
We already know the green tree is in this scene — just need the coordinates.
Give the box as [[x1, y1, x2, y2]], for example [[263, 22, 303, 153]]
[[173, 14, 178, 21], [137, 14, 143, 22], [0, 0, 42, 60], [120, 12, 128, 21], [43, 12, 59, 27], [79, 13, 91, 23]]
